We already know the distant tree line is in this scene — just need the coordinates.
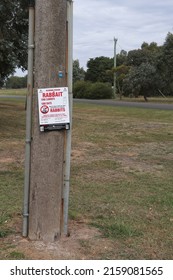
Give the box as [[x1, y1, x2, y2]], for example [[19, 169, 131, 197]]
[[6, 76, 27, 89], [73, 32, 173, 99]]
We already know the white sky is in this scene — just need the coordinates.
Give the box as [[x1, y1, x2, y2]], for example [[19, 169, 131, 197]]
[[16, 0, 173, 75], [74, 0, 173, 68]]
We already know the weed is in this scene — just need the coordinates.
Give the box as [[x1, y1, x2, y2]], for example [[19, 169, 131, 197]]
[[9, 251, 25, 260], [0, 230, 11, 238], [69, 210, 80, 220], [91, 220, 142, 239]]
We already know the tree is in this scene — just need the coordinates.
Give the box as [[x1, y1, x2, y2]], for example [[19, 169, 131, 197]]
[[73, 59, 85, 83], [123, 41, 164, 99], [112, 65, 130, 98], [85, 56, 113, 83], [158, 32, 173, 95], [127, 49, 146, 67], [0, 0, 28, 86], [123, 63, 157, 100], [127, 42, 160, 68], [116, 50, 128, 66]]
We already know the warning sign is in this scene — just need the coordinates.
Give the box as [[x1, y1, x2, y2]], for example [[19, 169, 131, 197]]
[[38, 87, 70, 126]]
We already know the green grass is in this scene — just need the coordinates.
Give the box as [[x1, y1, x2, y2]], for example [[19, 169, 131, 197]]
[[0, 94, 173, 259], [117, 95, 173, 104], [0, 171, 24, 213], [70, 102, 173, 259], [0, 88, 26, 96], [9, 251, 26, 260], [0, 96, 25, 253], [92, 221, 142, 239]]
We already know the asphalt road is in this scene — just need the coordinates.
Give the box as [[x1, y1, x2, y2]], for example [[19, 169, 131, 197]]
[[0, 95, 173, 110], [74, 98, 173, 111]]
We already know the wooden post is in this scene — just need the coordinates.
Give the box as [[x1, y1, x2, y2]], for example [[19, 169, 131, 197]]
[[28, 0, 67, 242]]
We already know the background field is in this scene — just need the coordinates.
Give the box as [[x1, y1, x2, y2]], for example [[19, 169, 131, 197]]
[[0, 88, 26, 96], [0, 90, 173, 259]]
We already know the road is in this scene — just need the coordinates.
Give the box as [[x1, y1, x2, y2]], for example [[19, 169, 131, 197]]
[[0, 95, 173, 110], [74, 98, 173, 111]]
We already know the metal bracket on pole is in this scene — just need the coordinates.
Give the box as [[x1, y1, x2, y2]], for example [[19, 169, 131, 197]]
[[40, 123, 70, 132], [28, 44, 34, 50]]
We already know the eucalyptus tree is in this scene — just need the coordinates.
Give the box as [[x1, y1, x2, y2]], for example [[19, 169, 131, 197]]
[[73, 59, 85, 83], [123, 62, 157, 100]]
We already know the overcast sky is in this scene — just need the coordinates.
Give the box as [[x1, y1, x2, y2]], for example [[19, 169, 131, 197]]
[[16, 0, 173, 76], [73, 0, 173, 69]]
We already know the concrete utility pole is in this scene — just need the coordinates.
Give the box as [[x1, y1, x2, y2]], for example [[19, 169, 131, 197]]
[[28, 0, 71, 242], [113, 37, 118, 99]]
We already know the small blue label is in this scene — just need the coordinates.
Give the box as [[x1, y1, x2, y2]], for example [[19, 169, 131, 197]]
[[58, 71, 63, 78]]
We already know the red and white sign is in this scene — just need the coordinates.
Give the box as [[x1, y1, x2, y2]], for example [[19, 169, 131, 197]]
[[38, 87, 70, 126]]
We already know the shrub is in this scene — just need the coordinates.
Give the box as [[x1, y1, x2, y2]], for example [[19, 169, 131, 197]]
[[90, 82, 113, 99], [73, 80, 92, 98], [73, 81, 113, 99]]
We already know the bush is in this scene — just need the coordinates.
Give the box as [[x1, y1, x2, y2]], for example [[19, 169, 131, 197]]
[[73, 81, 113, 99], [90, 82, 113, 99], [73, 80, 92, 98]]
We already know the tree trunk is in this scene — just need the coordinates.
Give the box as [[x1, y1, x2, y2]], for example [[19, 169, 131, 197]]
[[28, 0, 67, 242]]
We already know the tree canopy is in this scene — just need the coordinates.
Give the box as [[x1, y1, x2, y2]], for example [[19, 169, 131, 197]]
[[159, 32, 173, 95], [123, 35, 173, 98], [85, 56, 113, 84], [0, 0, 28, 86]]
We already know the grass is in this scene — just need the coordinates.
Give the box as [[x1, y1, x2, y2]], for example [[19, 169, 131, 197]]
[[70, 103, 173, 259], [0, 96, 25, 259], [9, 251, 26, 260], [0, 213, 13, 238], [0, 89, 173, 259], [0, 88, 26, 96], [116, 95, 173, 103]]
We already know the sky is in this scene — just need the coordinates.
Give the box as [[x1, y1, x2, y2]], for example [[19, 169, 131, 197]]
[[73, 0, 173, 69], [16, 0, 173, 76]]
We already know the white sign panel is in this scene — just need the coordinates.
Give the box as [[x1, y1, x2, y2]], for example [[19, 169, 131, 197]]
[[38, 87, 70, 126]]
